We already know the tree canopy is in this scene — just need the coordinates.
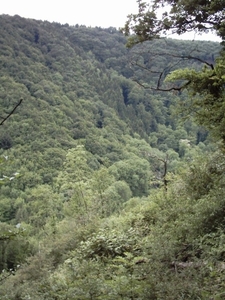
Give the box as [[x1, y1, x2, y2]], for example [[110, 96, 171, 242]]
[[122, 0, 225, 46]]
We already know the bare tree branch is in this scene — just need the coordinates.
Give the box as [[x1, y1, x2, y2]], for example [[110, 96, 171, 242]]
[[145, 152, 169, 191], [0, 98, 23, 126], [128, 43, 215, 91], [133, 78, 191, 92]]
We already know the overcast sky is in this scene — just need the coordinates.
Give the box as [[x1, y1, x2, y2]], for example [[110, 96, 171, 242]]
[[0, 0, 221, 42], [0, 0, 138, 28]]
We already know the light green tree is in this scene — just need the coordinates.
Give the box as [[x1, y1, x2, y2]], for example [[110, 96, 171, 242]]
[[56, 145, 94, 219], [109, 157, 152, 197]]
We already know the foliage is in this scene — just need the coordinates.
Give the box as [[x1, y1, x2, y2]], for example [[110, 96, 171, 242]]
[[0, 13, 224, 299], [122, 0, 225, 46], [122, 0, 225, 147], [166, 53, 225, 144]]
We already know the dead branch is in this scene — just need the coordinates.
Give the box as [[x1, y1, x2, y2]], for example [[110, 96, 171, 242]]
[[128, 43, 215, 91], [0, 98, 23, 125], [133, 78, 191, 92], [145, 152, 169, 191]]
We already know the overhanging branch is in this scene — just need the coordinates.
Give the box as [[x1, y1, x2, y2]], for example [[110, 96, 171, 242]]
[[128, 44, 214, 91], [133, 78, 191, 92]]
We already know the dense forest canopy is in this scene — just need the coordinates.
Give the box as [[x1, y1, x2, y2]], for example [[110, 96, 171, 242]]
[[0, 12, 224, 299]]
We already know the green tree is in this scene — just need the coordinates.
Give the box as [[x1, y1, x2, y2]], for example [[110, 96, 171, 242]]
[[122, 0, 225, 46], [56, 145, 94, 218], [166, 56, 225, 145], [109, 157, 151, 197]]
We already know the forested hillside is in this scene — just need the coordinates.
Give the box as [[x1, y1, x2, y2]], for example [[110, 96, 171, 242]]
[[0, 14, 224, 299]]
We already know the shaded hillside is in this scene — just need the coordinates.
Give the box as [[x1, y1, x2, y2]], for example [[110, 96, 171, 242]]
[[0, 14, 221, 219], [0, 13, 220, 224]]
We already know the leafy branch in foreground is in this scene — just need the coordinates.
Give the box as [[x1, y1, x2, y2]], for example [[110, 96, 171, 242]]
[[127, 38, 219, 91], [165, 55, 225, 143], [121, 0, 225, 47], [123, 0, 225, 145]]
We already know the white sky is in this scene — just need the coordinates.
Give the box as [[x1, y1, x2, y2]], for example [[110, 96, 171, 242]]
[[0, 0, 139, 28], [0, 0, 221, 42]]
